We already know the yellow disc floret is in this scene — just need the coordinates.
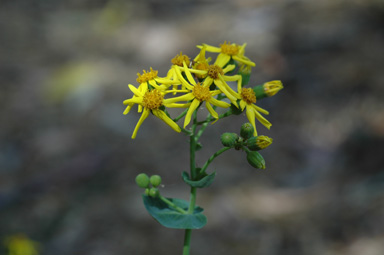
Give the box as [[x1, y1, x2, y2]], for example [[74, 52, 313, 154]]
[[192, 83, 211, 102], [207, 65, 224, 79], [142, 89, 163, 110], [241, 88, 256, 104], [256, 136, 273, 149], [220, 41, 239, 56], [171, 52, 190, 67], [136, 67, 158, 84]]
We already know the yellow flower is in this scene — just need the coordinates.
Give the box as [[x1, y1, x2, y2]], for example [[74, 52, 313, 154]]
[[167, 62, 231, 127], [192, 46, 212, 79], [171, 52, 190, 67], [177, 63, 241, 105], [197, 41, 256, 68], [237, 83, 271, 136], [130, 67, 180, 112], [263, 80, 283, 97], [123, 86, 183, 139]]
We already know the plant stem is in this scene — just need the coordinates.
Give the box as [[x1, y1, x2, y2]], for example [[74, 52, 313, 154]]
[[199, 147, 231, 176], [183, 112, 199, 255]]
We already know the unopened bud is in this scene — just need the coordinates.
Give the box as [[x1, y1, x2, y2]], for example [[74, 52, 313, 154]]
[[150, 175, 162, 187], [135, 173, 150, 188], [240, 123, 254, 140], [220, 132, 238, 147], [246, 136, 273, 151], [246, 151, 266, 169]]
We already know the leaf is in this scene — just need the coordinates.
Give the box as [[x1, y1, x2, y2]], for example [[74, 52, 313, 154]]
[[142, 195, 207, 229], [182, 171, 216, 188]]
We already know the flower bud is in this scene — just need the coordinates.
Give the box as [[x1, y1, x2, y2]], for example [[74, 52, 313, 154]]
[[150, 175, 162, 187], [220, 132, 238, 147], [149, 187, 159, 197], [135, 173, 150, 188], [240, 123, 254, 140], [246, 151, 266, 169], [246, 136, 273, 151], [253, 80, 283, 100]]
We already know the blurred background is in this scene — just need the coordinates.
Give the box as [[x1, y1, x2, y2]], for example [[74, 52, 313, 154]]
[[1, 0, 384, 254]]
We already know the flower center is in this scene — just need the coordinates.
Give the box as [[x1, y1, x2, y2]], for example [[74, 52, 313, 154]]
[[220, 41, 239, 56], [171, 52, 190, 67], [136, 67, 158, 84], [193, 62, 209, 79], [192, 83, 211, 102], [241, 88, 256, 104], [207, 65, 224, 79], [142, 89, 163, 110]]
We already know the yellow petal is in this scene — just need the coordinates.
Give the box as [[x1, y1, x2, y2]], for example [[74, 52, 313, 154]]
[[132, 108, 150, 139], [214, 54, 231, 67], [209, 97, 231, 108], [198, 44, 221, 53], [254, 109, 272, 129], [245, 105, 257, 136], [163, 93, 194, 104], [184, 99, 200, 128], [128, 84, 143, 97], [183, 61, 196, 85], [153, 109, 181, 133], [205, 102, 218, 119], [253, 104, 269, 115], [233, 55, 256, 67]]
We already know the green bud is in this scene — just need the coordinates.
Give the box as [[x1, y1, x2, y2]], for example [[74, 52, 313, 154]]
[[253, 80, 283, 100], [145, 188, 150, 196], [246, 151, 266, 169], [150, 175, 162, 187], [149, 187, 159, 197], [220, 132, 238, 147], [240, 123, 254, 139], [246, 136, 273, 151], [135, 173, 150, 188]]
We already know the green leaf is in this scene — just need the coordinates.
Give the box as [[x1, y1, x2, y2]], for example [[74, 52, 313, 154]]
[[142, 195, 207, 229], [182, 171, 216, 188]]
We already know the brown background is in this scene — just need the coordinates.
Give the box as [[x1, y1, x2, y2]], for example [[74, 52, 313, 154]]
[[1, 0, 384, 254]]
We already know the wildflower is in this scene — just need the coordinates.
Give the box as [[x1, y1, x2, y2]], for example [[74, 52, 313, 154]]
[[123, 86, 184, 139], [246, 135, 273, 151], [192, 46, 212, 79], [237, 84, 271, 136], [171, 52, 190, 67], [253, 80, 284, 99], [166, 62, 231, 128], [197, 41, 256, 68], [263, 80, 283, 97], [177, 63, 241, 105]]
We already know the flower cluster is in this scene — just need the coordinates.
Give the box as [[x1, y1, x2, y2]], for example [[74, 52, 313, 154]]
[[123, 41, 283, 139]]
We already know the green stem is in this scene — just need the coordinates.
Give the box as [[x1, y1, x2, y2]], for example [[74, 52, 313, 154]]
[[173, 108, 189, 122], [183, 229, 192, 255], [159, 196, 188, 214], [199, 147, 231, 176], [183, 111, 199, 255]]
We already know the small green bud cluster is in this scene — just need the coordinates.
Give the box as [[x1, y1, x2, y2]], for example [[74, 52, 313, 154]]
[[135, 173, 162, 197], [220, 123, 273, 169]]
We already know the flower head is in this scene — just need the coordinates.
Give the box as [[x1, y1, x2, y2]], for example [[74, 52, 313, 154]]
[[123, 86, 182, 139], [198, 41, 256, 68], [171, 52, 190, 67], [166, 62, 231, 127], [237, 84, 271, 136]]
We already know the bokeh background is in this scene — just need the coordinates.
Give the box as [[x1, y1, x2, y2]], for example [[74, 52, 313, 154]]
[[1, 0, 384, 254]]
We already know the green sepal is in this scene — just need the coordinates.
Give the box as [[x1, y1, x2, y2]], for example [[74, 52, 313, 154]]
[[229, 102, 243, 115], [195, 142, 203, 151], [253, 85, 268, 100], [142, 195, 207, 229], [240, 70, 251, 86], [182, 171, 216, 188]]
